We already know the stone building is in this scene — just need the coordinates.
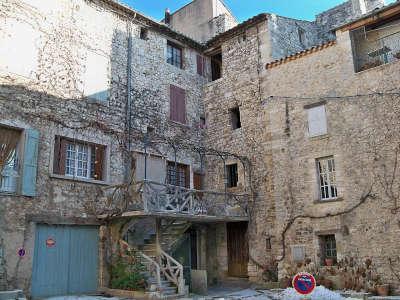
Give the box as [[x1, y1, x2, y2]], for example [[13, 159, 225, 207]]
[[1, 0, 400, 298]]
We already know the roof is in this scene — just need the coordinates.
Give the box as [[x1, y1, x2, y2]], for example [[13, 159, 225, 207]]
[[99, 0, 204, 51], [205, 13, 269, 49], [336, 0, 400, 31], [265, 40, 337, 70]]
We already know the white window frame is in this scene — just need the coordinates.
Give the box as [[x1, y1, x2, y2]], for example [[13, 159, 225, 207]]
[[316, 156, 338, 201], [307, 104, 328, 137], [65, 142, 92, 179]]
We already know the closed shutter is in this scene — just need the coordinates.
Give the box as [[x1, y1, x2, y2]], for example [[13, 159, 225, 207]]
[[53, 136, 67, 175], [170, 85, 186, 124], [21, 129, 39, 196], [94, 144, 105, 181], [307, 105, 327, 137], [196, 54, 204, 76]]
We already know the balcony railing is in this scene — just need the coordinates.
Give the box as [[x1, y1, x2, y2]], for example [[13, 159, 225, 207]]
[[108, 180, 249, 218], [354, 31, 400, 72]]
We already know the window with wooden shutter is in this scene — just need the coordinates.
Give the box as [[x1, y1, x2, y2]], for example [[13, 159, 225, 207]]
[[167, 161, 189, 188], [53, 136, 106, 181], [170, 85, 186, 124], [196, 54, 205, 76], [307, 104, 327, 137]]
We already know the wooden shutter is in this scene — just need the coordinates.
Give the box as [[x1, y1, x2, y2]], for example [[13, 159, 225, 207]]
[[183, 165, 190, 188], [170, 85, 186, 124], [53, 136, 61, 174], [93, 144, 105, 181], [21, 129, 39, 197], [307, 105, 327, 137], [196, 54, 204, 76]]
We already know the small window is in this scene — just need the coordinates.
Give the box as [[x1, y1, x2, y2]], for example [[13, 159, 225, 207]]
[[53, 136, 106, 181], [140, 27, 148, 40], [167, 41, 183, 69], [196, 54, 205, 76], [226, 163, 238, 188], [291, 245, 305, 262], [230, 107, 241, 130], [307, 104, 327, 137], [170, 85, 186, 124], [199, 116, 206, 129], [320, 235, 337, 264], [316, 156, 337, 200], [266, 238, 272, 250], [211, 50, 222, 81], [167, 161, 189, 188], [298, 27, 306, 46]]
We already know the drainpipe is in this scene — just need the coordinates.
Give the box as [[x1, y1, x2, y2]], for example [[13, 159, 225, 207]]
[[125, 17, 134, 182]]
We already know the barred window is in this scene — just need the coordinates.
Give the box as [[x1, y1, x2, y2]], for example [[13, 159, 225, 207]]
[[317, 156, 338, 200], [226, 163, 238, 188], [167, 161, 189, 188], [321, 235, 337, 260], [167, 41, 182, 69]]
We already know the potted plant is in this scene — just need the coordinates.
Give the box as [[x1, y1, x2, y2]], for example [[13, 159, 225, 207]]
[[325, 257, 334, 266], [376, 283, 390, 296]]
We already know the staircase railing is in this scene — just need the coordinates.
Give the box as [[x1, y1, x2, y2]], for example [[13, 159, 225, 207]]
[[159, 250, 185, 295], [139, 252, 161, 292]]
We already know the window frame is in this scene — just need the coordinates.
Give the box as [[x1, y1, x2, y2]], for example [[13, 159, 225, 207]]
[[166, 161, 190, 188], [230, 107, 241, 130], [316, 156, 338, 201], [52, 136, 107, 182], [226, 163, 238, 188], [321, 234, 337, 262], [167, 41, 183, 69]]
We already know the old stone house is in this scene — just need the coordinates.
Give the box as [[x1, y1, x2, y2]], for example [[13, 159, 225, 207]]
[[1, 0, 400, 297]]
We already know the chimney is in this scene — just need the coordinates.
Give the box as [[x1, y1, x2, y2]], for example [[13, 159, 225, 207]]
[[165, 8, 171, 25]]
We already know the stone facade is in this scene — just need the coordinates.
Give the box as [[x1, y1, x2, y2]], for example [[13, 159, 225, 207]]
[[0, 0, 207, 294], [1, 0, 400, 296]]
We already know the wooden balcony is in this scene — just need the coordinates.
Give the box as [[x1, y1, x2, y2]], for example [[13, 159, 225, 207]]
[[104, 180, 250, 221]]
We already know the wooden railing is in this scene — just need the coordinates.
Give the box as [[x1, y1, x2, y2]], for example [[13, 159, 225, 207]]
[[159, 250, 185, 295], [140, 252, 161, 291], [139, 180, 249, 217]]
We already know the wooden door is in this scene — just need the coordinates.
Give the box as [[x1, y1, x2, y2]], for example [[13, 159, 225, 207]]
[[227, 222, 249, 277]]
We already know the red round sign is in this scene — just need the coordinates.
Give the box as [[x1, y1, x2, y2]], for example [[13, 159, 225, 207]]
[[292, 272, 316, 295], [46, 238, 56, 248]]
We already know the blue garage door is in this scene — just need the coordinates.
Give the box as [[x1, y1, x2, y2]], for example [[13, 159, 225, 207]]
[[31, 224, 99, 298]]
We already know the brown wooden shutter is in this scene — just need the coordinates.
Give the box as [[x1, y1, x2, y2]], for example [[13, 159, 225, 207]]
[[170, 85, 186, 124], [94, 144, 105, 181], [53, 136, 61, 174], [183, 164, 190, 188], [196, 54, 203, 76], [59, 138, 67, 175]]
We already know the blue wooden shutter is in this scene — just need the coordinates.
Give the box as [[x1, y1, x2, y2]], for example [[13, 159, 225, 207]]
[[21, 129, 39, 196]]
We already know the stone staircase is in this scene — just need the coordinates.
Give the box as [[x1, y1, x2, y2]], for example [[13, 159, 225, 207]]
[[160, 219, 191, 253], [131, 219, 191, 298]]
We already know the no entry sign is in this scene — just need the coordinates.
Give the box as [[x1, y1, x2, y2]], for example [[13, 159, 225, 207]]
[[292, 272, 316, 295]]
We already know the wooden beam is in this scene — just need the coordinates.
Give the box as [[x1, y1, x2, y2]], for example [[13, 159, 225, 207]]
[[340, 4, 400, 32]]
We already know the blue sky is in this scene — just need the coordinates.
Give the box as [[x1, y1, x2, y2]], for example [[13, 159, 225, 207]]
[[121, 0, 396, 22]]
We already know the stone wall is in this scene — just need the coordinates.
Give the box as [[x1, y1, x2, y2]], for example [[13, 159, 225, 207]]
[[261, 29, 400, 287], [0, 0, 206, 294], [203, 20, 277, 281]]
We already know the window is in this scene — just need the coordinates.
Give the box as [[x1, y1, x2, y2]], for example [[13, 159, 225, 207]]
[[199, 116, 206, 129], [211, 50, 222, 81], [0, 126, 39, 196], [298, 27, 306, 46], [170, 85, 186, 124], [320, 235, 337, 262], [167, 41, 183, 68], [196, 54, 206, 76], [266, 238, 272, 251], [316, 156, 338, 200], [307, 104, 327, 137], [226, 163, 238, 188], [53, 136, 106, 181], [0, 127, 21, 193], [140, 27, 148, 40], [291, 245, 305, 262], [230, 107, 241, 130], [167, 161, 189, 188]]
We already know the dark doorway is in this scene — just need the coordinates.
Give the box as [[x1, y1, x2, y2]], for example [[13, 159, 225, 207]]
[[227, 222, 249, 277]]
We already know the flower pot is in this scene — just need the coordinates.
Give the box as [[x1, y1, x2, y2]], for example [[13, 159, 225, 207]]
[[325, 258, 334, 266], [376, 284, 389, 296]]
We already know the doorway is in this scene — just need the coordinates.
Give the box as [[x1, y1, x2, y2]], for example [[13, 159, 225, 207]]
[[227, 222, 249, 277]]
